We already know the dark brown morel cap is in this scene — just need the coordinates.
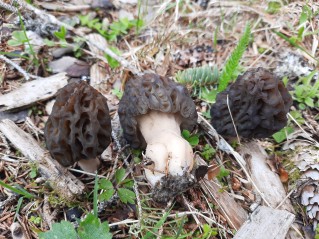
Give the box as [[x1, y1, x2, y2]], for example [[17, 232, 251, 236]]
[[118, 73, 198, 148], [44, 81, 112, 167], [210, 67, 292, 138]]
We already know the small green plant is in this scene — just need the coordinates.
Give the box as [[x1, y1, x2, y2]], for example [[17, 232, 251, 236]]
[[98, 178, 115, 202], [182, 130, 199, 147], [218, 23, 251, 92], [38, 213, 112, 239], [274, 5, 319, 63], [195, 224, 218, 238], [40, 174, 113, 238], [272, 110, 305, 143], [104, 46, 121, 69], [272, 126, 294, 144], [266, 1, 281, 14], [54, 26, 67, 42], [30, 215, 42, 225], [29, 164, 38, 179], [292, 71, 319, 109], [175, 65, 219, 98], [111, 87, 123, 99], [216, 166, 230, 183], [201, 144, 216, 161], [79, 16, 143, 41], [315, 223, 319, 239], [175, 23, 250, 102], [0, 180, 35, 199], [7, 31, 29, 46], [98, 168, 136, 204]]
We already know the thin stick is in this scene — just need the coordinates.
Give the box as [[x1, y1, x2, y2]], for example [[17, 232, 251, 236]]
[[226, 94, 241, 145], [68, 168, 107, 178], [0, 1, 18, 12], [109, 219, 139, 227], [288, 113, 319, 147], [0, 55, 31, 81], [198, 114, 271, 206]]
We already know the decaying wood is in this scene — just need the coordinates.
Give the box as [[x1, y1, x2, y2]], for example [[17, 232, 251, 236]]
[[197, 156, 248, 230], [239, 141, 295, 212], [87, 33, 110, 89], [0, 73, 68, 112], [0, 119, 85, 200], [233, 206, 294, 239]]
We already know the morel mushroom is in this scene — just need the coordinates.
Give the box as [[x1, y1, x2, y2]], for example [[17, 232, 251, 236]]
[[210, 67, 292, 138], [118, 73, 198, 203], [44, 80, 112, 172]]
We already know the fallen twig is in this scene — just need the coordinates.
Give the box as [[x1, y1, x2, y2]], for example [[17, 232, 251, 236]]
[[0, 73, 68, 112], [0, 55, 31, 81], [0, 119, 85, 200]]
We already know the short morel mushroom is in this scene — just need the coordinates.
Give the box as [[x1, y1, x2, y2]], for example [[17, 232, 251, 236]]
[[210, 67, 292, 138], [118, 73, 198, 203], [44, 80, 112, 172]]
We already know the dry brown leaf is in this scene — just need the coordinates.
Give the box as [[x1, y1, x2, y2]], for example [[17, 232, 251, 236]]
[[207, 162, 220, 180], [278, 167, 289, 183]]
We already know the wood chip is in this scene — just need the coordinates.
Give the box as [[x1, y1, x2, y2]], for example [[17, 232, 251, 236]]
[[0, 73, 68, 112], [233, 206, 295, 239]]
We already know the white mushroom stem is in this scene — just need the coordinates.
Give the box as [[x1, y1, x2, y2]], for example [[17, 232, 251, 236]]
[[78, 158, 100, 173], [137, 111, 194, 186]]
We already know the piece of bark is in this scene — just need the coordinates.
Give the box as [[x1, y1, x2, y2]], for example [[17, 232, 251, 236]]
[[0, 73, 68, 112], [197, 156, 248, 230], [90, 63, 109, 89], [87, 33, 110, 89], [239, 141, 295, 212], [233, 206, 295, 239], [239, 141, 300, 239], [0, 119, 85, 200]]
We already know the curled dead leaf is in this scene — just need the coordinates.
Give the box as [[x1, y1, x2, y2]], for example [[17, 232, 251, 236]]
[[278, 167, 289, 183]]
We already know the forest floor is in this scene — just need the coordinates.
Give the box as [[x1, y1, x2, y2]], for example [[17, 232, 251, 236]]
[[1, 0, 319, 239]]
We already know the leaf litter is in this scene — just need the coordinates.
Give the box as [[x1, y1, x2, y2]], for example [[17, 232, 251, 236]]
[[1, 0, 319, 238]]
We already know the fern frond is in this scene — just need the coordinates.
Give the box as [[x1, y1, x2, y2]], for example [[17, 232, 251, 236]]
[[218, 23, 251, 92], [175, 65, 219, 89]]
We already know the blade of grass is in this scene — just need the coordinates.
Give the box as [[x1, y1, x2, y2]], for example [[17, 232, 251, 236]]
[[273, 30, 318, 63], [0, 51, 29, 59], [14, 197, 24, 221], [0, 180, 35, 199], [93, 173, 98, 217], [143, 209, 171, 239]]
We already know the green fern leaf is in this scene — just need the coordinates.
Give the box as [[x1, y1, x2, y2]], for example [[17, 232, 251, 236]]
[[218, 23, 251, 92]]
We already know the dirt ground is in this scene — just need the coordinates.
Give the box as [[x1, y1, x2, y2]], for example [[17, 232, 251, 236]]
[[1, 0, 319, 238]]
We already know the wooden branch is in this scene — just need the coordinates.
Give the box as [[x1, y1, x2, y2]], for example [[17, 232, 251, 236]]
[[239, 141, 295, 212], [0, 119, 85, 201], [233, 206, 295, 239], [0, 73, 68, 112], [197, 156, 248, 230]]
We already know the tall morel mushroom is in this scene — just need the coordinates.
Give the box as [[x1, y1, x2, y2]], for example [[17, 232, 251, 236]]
[[118, 73, 198, 203], [210, 67, 293, 138], [44, 80, 112, 172]]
